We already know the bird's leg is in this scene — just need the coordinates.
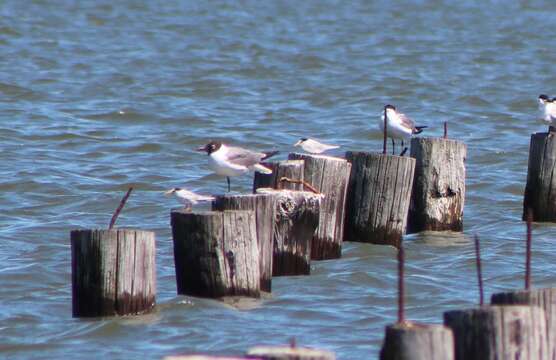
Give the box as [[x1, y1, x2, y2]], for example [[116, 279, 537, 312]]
[[401, 139, 404, 149], [391, 138, 395, 155], [227, 177, 231, 192]]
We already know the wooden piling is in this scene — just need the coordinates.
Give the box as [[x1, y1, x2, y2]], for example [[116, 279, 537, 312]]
[[287, 153, 351, 259], [171, 210, 260, 298], [212, 194, 275, 292], [246, 345, 335, 360], [444, 305, 549, 360], [523, 132, 556, 221], [380, 323, 455, 360], [253, 160, 305, 192], [491, 289, 556, 360], [344, 152, 415, 247], [71, 229, 156, 317], [407, 137, 466, 233], [256, 188, 321, 276]]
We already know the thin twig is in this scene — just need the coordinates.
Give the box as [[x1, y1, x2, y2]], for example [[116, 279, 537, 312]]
[[397, 244, 405, 324], [525, 208, 533, 290], [383, 107, 388, 155], [279, 177, 320, 194], [108, 187, 133, 229], [474, 234, 484, 306], [444, 122, 448, 139]]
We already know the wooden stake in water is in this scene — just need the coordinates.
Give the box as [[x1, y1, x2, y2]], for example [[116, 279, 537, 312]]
[[525, 208, 532, 290], [474, 234, 484, 306], [383, 107, 388, 155], [397, 245, 405, 323], [444, 122, 448, 139], [109, 187, 133, 229]]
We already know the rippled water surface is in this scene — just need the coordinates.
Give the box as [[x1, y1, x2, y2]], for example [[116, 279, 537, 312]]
[[2, 1, 556, 359]]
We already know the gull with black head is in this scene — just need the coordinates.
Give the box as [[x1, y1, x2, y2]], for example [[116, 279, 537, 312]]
[[164, 187, 214, 211], [294, 137, 339, 154], [197, 141, 279, 192], [380, 104, 426, 155]]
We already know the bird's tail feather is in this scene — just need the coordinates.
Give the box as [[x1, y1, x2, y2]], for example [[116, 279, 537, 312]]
[[262, 150, 279, 160], [414, 126, 427, 134], [253, 163, 273, 174]]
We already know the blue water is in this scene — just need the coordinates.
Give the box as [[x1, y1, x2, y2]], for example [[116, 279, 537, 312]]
[[2, 1, 556, 359]]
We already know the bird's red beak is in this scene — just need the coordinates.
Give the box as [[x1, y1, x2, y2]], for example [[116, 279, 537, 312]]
[[196, 145, 207, 152]]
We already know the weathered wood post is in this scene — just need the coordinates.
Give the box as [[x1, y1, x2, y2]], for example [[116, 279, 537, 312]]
[[407, 137, 466, 233], [71, 229, 156, 317], [171, 210, 260, 298], [287, 153, 351, 259], [247, 345, 335, 360], [380, 323, 454, 360], [491, 289, 556, 360], [256, 188, 321, 276], [380, 245, 455, 360], [344, 152, 415, 247], [253, 160, 305, 192], [523, 132, 556, 221], [212, 194, 276, 292], [444, 305, 549, 360]]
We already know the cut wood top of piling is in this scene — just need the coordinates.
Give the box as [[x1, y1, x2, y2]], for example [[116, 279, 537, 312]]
[[255, 187, 325, 198], [345, 151, 416, 160], [288, 152, 346, 161], [247, 345, 336, 359]]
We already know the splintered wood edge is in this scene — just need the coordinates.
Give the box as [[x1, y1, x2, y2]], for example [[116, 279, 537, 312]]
[[255, 187, 325, 199], [247, 345, 336, 357]]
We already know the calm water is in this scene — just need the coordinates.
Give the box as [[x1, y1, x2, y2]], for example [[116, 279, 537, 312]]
[[2, 1, 556, 359]]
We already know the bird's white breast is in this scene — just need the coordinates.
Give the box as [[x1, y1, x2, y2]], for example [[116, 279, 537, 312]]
[[208, 146, 248, 177], [380, 109, 412, 139]]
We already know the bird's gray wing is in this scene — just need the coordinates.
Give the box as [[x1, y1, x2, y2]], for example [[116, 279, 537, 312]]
[[398, 112, 416, 130], [226, 146, 265, 167]]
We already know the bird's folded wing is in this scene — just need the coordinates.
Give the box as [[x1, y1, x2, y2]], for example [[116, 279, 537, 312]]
[[398, 112, 416, 129], [226, 147, 265, 166]]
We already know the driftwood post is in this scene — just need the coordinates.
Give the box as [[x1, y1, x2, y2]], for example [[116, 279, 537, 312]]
[[257, 188, 321, 276], [344, 152, 415, 247], [407, 137, 466, 233], [287, 153, 351, 259], [380, 244, 455, 360], [71, 229, 156, 317], [380, 323, 455, 360], [253, 160, 305, 192], [212, 194, 275, 292], [523, 132, 556, 221], [491, 289, 556, 360], [247, 345, 335, 360], [444, 305, 549, 360], [171, 210, 260, 298]]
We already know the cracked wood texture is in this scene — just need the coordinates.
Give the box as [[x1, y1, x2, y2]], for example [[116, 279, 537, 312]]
[[212, 194, 276, 292], [444, 305, 549, 360], [71, 229, 156, 317], [344, 152, 415, 247], [171, 210, 260, 298], [380, 323, 454, 360], [253, 160, 305, 192], [408, 137, 466, 233], [491, 288, 556, 360], [257, 188, 321, 276], [288, 153, 351, 259], [523, 132, 556, 221], [247, 345, 336, 360]]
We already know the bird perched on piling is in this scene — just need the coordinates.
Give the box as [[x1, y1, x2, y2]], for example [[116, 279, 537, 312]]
[[294, 138, 340, 154], [380, 104, 426, 155], [538, 94, 556, 130], [164, 187, 214, 211], [197, 141, 279, 192]]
